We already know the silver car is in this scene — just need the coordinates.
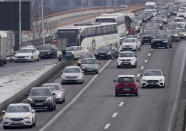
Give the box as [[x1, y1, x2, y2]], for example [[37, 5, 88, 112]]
[[3, 103, 36, 129], [61, 66, 84, 84], [42, 83, 65, 104]]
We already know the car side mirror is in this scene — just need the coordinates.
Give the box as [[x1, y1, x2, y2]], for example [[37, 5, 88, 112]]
[[136, 79, 140, 82], [113, 80, 117, 82], [32, 110, 35, 113], [2, 110, 5, 114], [53, 93, 55, 96], [62, 89, 65, 92]]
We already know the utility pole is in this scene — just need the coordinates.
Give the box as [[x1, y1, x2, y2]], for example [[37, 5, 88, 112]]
[[41, 0, 45, 45], [19, 0, 21, 48]]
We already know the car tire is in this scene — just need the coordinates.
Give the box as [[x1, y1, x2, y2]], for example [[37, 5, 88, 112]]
[[80, 80, 84, 84], [49, 105, 54, 111], [115, 93, 119, 97], [33, 119, 36, 127], [133, 63, 137, 68], [169, 44, 172, 48], [63, 98, 65, 103], [117, 65, 120, 68], [135, 92, 138, 96], [3, 125, 8, 129]]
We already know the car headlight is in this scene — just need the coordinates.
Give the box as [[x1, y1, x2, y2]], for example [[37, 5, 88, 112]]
[[163, 40, 168, 43], [57, 94, 62, 97], [27, 98, 33, 102], [23, 115, 31, 119], [46, 97, 52, 102], [184, 33, 186, 36], [175, 34, 178, 37], [142, 79, 147, 83], [3, 115, 9, 120], [159, 79, 164, 82], [78, 75, 82, 79]]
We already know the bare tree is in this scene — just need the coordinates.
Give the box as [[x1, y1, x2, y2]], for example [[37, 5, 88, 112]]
[[23, 1, 56, 47]]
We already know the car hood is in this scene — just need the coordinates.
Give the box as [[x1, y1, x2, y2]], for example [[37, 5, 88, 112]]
[[142, 76, 164, 80], [53, 90, 63, 95], [5, 112, 31, 118], [118, 57, 134, 60], [153, 38, 167, 41], [62, 73, 81, 77], [39, 50, 50, 53], [122, 43, 135, 46], [15, 53, 32, 56], [29, 96, 49, 100], [81, 64, 98, 68]]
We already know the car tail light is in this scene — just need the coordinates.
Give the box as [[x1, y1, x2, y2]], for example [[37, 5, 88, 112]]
[[116, 82, 120, 87]]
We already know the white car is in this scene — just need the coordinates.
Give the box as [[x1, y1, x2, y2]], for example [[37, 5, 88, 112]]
[[42, 83, 65, 104], [61, 66, 84, 84], [66, 46, 89, 59], [120, 38, 140, 51], [174, 17, 185, 28], [117, 51, 137, 68], [14, 46, 40, 62], [3, 103, 36, 129], [141, 69, 165, 88], [177, 10, 186, 18]]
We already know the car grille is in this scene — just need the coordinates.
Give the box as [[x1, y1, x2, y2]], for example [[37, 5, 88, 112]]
[[10, 118, 23, 121], [147, 80, 159, 83], [121, 59, 130, 61], [66, 76, 78, 78], [33, 99, 45, 103], [17, 56, 25, 59]]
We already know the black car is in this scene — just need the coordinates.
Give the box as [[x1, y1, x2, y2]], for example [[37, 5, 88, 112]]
[[38, 44, 57, 59], [96, 45, 118, 59], [26, 87, 56, 111], [141, 30, 157, 45], [151, 33, 172, 49], [0, 55, 7, 66]]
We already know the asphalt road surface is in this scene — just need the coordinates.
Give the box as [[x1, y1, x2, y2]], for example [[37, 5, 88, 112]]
[[1, 39, 185, 131]]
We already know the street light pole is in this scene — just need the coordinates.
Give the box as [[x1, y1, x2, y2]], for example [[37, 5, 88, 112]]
[[41, 0, 45, 45], [19, 0, 22, 48]]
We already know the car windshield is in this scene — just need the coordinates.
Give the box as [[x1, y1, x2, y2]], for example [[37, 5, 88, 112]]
[[29, 88, 51, 96], [174, 19, 184, 22], [155, 34, 168, 39], [66, 47, 75, 51], [42, 85, 61, 91], [63, 68, 80, 73], [143, 30, 156, 35], [119, 52, 133, 57], [18, 49, 32, 53], [123, 39, 135, 43], [82, 59, 97, 64], [144, 70, 162, 76], [79, 53, 94, 59], [7, 105, 30, 113], [39, 45, 52, 50], [98, 47, 110, 51], [118, 77, 135, 82]]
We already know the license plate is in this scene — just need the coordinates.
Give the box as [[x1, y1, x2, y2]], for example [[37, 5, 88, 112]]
[[36, 103, 43, 105], [123, 88, 130, 91]]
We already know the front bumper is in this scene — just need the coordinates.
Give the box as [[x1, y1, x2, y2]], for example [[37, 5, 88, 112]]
[[121, 46, 136, 51], [142, 37, 152, 44], [82, 68, 99, 74], [97, 53, 112, 59], [40, 53, 52, 58], [62, 77, 83, 83], [142, 80, 164, 87], [3, 118, 32, 127], [117, 60, 135, 67], [28, 101, 53, 110], [14, 58, 32, 62], [151, 41, 168, 47]]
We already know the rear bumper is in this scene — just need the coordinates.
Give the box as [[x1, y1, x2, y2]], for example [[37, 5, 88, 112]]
[[115, 88, 138, 94]]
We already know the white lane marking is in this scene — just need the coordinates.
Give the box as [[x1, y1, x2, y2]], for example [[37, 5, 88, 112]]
[[118, 102, 124, 107], [104, 124, 111, 130], [168, 48, 186, 131], [141, 66, 144, 70], [39, 60, 112, 131], [150, 49, 153, 51], [148, 53, 151, 57], [144, 60, 148, 63], [112, 112, 118, 118], [137, 73, 141, 77]]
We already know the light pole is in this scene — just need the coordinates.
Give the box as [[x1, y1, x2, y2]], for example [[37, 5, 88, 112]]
[[19, 0, 22, 48], [41, 0, 45, 45]]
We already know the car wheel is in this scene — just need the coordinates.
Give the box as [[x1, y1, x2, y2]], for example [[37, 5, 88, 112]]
[[117, 65, 120, 68], [37, 56, 40, 61], [33, 119, 36, 127], [3, 125, 8, 129], [80, 80, 84, 84], [135, 92, 138, 96], [138, 47, 141, 51], [133, 63, 137, 68], [169, 44, 172, 48], [49, 105, 54, 111], [63, 98, 65, 103]]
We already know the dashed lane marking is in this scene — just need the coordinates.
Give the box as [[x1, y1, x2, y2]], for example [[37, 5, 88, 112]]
[[104, 124, 111, 130], [148, 53, 151, 57], [141, 66, 144, 70], [112, 112, 118, 118], [144, 60, 148, 63], [118, 102, 124, 107]]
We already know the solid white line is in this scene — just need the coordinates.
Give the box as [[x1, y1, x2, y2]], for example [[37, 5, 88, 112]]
[[118, 102, 124, 107], [141, 66, 144, 70], [168, 48, 186, 131], [112, 112, 118, 118], [144, 60, 148, 63], [148, 53, 151, 57], [104, 124, 111, 130], [39, 60, 112, 131]]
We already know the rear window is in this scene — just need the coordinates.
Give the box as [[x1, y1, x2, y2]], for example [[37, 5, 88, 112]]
[[118, 77, 135, 82]]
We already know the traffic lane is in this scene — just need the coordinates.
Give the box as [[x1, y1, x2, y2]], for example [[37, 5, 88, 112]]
[[0, 59, 58, 78], [108, 41, 183, 131], [40, 45, 151, 131], [0, 59, 109, 131]]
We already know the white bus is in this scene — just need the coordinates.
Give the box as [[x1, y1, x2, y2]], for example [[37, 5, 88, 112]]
[[145, 2, 157, 16], [95, 12, 135, 35], [56, 23, 118, 52]]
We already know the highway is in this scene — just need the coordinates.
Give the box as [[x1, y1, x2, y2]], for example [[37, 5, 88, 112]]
[[1, 39, 185, 131], [0, 59, 57, 78]]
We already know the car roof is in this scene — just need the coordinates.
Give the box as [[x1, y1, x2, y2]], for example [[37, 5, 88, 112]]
[[31, 87, 51, 90], [120, 51, 134, 54], [65, 66, 81, 69], [144, 69, 162, 72], [43, 83, 61, 86], [118, 75, 135, 78], [9, 103, 30, 106]]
